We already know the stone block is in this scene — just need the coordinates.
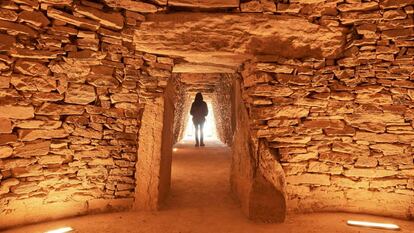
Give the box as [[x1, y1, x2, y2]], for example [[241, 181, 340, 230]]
[[354, 132, 399, 143], [110, 93, 139, 103], [271, 136, 311, 144], [0, 134, 18, 145], [0, 34, 16, 51], [14, 60, 49, 76], [78, 166, 108, 177], [47, 8, 100, 31], [14, 140, 50, 157], [241, 0, 263, 12], [337, 2, 379, 12], [332, 142, 370, 156], [10, 48, 62, 59], [355, 156, 378, 168], [0, 158, 37, 170], [0, 105, 34, 119], [370, 179, 407, 188], [370, 143, 409, 156], [75, 4, 124, 30], [282, 151, 317, 162], [88, 158, 115, 166], [104, 0, 157, 13], [331, 176, 369, 188], [18, 129, 69, 141], [36, 103, 85, 115], [0, 19, 38, 37], [18, 10, 50, 27], [38, 155, 65, 165], [0, 75, 11, 88], [11, 75, 56, 92], [0, 145, 13, 159], [308, 161, 343, 175], [286, 173, 330, 186], [344, 168, 398, 178], [65, 83, 96, 105], [0, 117, 12, 133], [72, 127, 102, 139], [255, 105, 309, 120], [248, 85, 293, 97], [319, 151, 356, 164]]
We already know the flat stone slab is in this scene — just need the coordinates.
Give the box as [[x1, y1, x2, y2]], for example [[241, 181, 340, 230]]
[[134, 13, 345, 71], [168, 0, 239, 8]]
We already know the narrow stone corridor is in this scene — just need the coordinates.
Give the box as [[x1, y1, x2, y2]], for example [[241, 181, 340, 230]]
[[166, 140, 233, 210]]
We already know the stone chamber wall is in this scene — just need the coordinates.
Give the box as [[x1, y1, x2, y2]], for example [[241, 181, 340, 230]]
[[211, 74, 235, 145], [0, 0, 173, 229], [239, 0, 414, 218]]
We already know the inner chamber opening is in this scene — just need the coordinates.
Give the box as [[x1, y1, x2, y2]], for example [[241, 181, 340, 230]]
[[163, 73, 236, 210], [182, 101, 218, 142], [172, 73, 235, 146]]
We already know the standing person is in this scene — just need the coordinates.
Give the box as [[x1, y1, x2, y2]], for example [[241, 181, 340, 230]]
[[190, 92, 208, 147]]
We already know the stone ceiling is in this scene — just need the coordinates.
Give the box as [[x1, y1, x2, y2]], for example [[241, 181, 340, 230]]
[[179, 73, 225, 93], [134, 13, 345, 73]]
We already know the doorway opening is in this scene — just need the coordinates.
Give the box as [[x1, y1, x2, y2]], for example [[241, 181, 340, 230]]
[[182, 101, 218, 142], [166, 72, 236, 211]]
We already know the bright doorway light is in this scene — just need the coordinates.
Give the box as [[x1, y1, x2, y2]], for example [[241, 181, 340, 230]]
[[184, 101, 218, 141], [347, 220, 400, 230], [44, 227, 74, 233]]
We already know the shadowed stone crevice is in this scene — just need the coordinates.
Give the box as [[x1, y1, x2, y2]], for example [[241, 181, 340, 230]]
[[249, 173, 286, 223]]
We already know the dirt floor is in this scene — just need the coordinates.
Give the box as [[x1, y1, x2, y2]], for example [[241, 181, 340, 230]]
[[3, 140, 414, 233]]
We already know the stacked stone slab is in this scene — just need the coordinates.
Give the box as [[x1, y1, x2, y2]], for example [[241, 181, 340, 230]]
[[239, 0, 414, 219], [0, 0, 173, 229]]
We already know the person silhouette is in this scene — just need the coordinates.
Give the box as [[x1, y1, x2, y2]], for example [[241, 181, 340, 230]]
[[190, 92, 208, 147]]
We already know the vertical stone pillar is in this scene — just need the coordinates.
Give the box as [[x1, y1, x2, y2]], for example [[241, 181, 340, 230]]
[[134, 80, 176, 210], [134, 97, 167, 210]]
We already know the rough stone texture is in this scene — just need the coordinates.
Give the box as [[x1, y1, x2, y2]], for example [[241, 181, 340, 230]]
[[135, 13, 345, 71], [0, 0, 413, 229], [231, 79, 286, 222], [134, 96, 171, 210], [0, 0, 150, 229], [168, 0, 239, 8], [231, 2, 414, 220]]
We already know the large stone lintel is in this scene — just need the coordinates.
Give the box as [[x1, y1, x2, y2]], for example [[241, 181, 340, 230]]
[[134, 13, 345, 71]]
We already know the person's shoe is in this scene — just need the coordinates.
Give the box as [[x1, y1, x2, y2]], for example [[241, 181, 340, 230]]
[[200, 143, 205, 147], [195, 143, 199, 147]]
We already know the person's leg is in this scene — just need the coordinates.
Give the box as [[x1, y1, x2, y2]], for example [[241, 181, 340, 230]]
[[200, 121, 205, 146], [194, 123, 200, 147]]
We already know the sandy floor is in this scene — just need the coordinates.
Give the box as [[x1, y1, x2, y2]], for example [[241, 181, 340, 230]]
[[3, 140, 413, 233]]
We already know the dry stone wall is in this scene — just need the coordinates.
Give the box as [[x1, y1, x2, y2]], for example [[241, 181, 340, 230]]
[[211, 74, 235, 145], [0, 0, 173, 229], [240, 0, 414, 219]]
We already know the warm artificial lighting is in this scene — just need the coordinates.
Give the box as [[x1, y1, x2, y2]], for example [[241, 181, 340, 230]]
[[44, 227, 74, 233], [173, 148, 178, 152], [347, 220, 400, 230]]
